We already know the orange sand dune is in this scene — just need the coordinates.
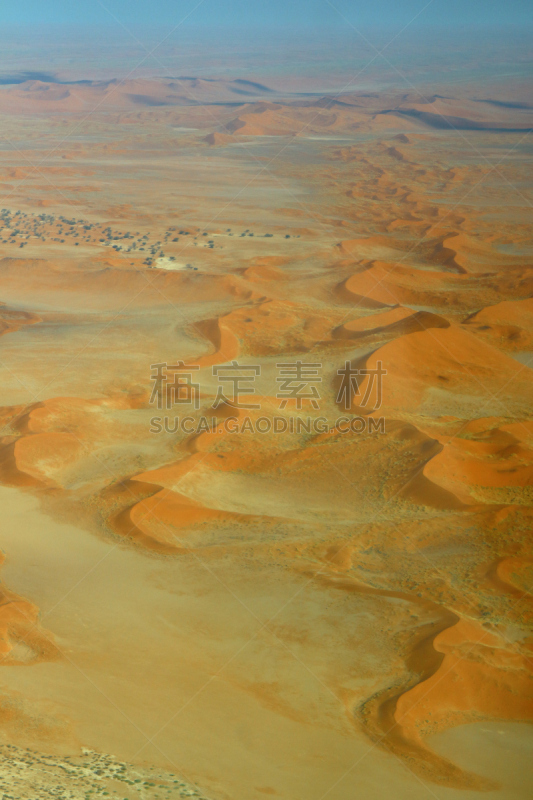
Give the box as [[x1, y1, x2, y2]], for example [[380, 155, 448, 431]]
[[194, 317, 241, 366], [305, 570, 490, 789], [6, 433, 83, 488], [0, 553, 58, 665], [334, 307, 414, 337], [0, 395, 153, 490], [0, 440, 43, 487], [111, 436, 273, 551], [337, 259, 533, 311], [0, 256, 260, 311], [464, 297, 533, 350], [225, 102, 409, 137], [194, 299, 344, 359], [306, 563, 533, 789], [334, 307, 449, 340], [112, 487, 252, 553], [0, 76, 277, 114], [489, 556, 533, 599], [349, 326, 533, 416], [337, 234, 468, 273], [393, 618, 533, 783], [243, 257, 289, 284], [0, 302, 40, 337], [423, 421, 533, 505], [441, 233, 525, 273], [390, 95, 533, 131], [147, 416, 470, 518]]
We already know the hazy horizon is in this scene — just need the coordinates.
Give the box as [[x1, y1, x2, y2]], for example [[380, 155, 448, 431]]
[[0, 22, 531, 93], [3, 0, 533, 28]]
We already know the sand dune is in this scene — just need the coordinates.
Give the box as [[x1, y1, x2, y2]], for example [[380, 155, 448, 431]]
[[348, 326, 533, 416], [0, 76, 277, 113], [423, 420, 533, 505], [393, 617, 533, 784], [194, 300, 342, 358], [336, 232, 519, 275], [334, 307, 449, 341], [464, 297, 533, 350], [3, 76, 531, 144], [337, 259, 533, 311], [0, 551, 57, 667], [0, 303, 40, 338], [390, 95, 533, 131]]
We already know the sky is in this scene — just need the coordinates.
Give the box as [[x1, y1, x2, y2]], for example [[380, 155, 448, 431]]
[[3, 0, 533, 28]]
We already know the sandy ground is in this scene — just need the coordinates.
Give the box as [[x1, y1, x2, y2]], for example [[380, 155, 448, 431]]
[[0, 37, 532, 800]]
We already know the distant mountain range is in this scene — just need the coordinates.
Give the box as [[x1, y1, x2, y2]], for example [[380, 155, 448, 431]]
[[0, 75, 532, 132]]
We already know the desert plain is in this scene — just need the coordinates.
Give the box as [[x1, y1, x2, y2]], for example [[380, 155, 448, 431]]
[[0, 25, 532, 800]]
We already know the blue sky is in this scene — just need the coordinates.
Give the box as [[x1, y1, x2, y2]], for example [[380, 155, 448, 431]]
[[3, 1, 533, 27]]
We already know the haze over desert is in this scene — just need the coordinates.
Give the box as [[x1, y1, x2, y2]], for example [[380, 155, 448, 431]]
[[0, 3, 532, 799]]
